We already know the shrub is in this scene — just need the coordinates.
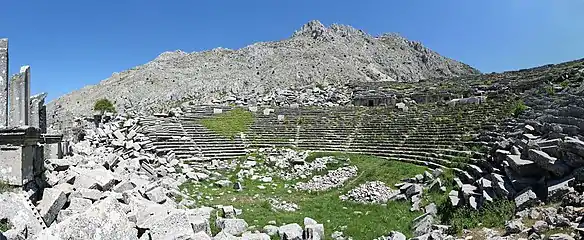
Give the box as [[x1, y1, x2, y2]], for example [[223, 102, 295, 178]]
[[544, 86, 555, 95], [93, 98, 116, 113], [0, 180, 13, 193], [560, 80, 570, 88], [509, 100, 528, 118]]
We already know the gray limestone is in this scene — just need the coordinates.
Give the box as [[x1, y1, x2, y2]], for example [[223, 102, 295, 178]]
[[515, 188, 538, 210], [528, 149, 570, 176], [0, 38, 7, 127], [35, 197, 138, 240], [216, 218, 248, 236], [149, 211, 197, 239], [8, 66, 30, 127], [67, 197, 92, 213], [278, 223, 303, 240], [47, 20, 478, 134], [37, 188, 67, 227], [29, 92, 47, 131], [0, 192, 45, 237]]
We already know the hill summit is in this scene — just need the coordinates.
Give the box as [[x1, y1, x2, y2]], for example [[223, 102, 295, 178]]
[[47, 20, 478, 132]]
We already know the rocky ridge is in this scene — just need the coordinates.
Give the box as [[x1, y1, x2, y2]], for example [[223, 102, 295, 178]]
[[47, 20, 478, 135]]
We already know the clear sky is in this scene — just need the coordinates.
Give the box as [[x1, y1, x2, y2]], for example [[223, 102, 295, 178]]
[[2, 0, 583, 101]]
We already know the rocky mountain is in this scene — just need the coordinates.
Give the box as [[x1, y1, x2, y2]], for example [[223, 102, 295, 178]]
[[47, 20, 478, 133]]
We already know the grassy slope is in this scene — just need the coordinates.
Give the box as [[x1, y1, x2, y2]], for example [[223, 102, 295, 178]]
[[180, 153, 427, 239], [200, 108, 254, 139]]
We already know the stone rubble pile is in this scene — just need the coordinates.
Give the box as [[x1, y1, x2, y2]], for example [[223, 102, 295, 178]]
[[210, 84, 353, 108], [295, 166, 358, 192], [339, 181, 399, 204], [268, 198, 300, 212]]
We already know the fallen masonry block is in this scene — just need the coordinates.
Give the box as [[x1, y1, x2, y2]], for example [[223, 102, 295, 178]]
[[71, 188, 103, 201], [528, 149, 571, 177], [547, 177, 574, 202], [113, 130, 126, 141], [303, 224, 324, 240], [222, 205, 236, 218], [35, 197, 138, 239], [67, 197, 92, 213], [193, 231, 213, 240], [564, 137, 584, 159], [505, 154, 542, 177], [412, 213, 433, 237], [71, 167, 118, 191], [149, 211, 198, 239], [113, 180, 137, 193], [216, 218, 249, 236], [242, 232, 271, 240], [0, 192, 45, 236], [37, 188, 67, 227], [145, 187, 167, 203], [515, 187, 538, 211], [278, 223, 303, 240], [448, 190, 460, 207], [45, 158, 72, 171]]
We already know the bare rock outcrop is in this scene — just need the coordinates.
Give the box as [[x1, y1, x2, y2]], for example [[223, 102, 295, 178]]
[[47, 20, 478, 134]]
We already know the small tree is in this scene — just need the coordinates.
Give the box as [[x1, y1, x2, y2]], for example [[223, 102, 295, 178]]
[[93, 98, 116, 114]]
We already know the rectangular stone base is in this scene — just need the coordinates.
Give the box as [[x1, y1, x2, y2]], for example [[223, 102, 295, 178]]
[[0, 145, 35, 186]]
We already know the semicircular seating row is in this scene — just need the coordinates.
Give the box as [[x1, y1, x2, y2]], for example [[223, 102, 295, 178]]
[[138, 102, 511, 178]]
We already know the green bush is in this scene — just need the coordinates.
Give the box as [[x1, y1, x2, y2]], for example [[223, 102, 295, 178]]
[[560, 80, 570, 88], [93, 98, 116, 113], [544, 86, 555, 95], [0, 218, 10, 232], [509, 100, 528, 118]]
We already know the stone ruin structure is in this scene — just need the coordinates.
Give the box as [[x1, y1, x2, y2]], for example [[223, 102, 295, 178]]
[[0, 38, 63, 188]]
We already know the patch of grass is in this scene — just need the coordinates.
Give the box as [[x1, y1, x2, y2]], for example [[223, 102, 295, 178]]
[[439, 199, 515, 234], [544, 85, 555, 95], [201, 108, 254, 139], [560, 80, 570, 88], [181, 153, 428, 239], [0, 218, 10, 232], [0, 180, 13, 193]]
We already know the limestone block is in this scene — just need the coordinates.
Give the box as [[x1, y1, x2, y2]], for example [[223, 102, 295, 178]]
[[149, 211, 196, 239], [528, 149, 570, 177], [113, 180, 136, 193], [303, 224, 324, 240], [35, 197, 138, 239], [242, 232, 270, 240], [0, 145, 35, 186], [0, 39, 8, 127], [214, 231, 239, 240], [216, 218, 248, 236], [213, 108, 223, 114], [71, 167, 118, 191], [515, 188, 538, 210], [278, 223, 303, 240], [67, 197, 92, 213], [0, 192, 45, 236], [71, 188, 103, 201], [37, 188, 67, 227], [145, 187, 167, 203]]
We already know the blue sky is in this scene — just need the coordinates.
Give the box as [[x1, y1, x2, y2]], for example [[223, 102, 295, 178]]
[[2, 0, 583, 101]]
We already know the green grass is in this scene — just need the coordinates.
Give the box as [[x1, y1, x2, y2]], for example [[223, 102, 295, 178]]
[[200, 108, 254, 139], [0, 218, 10, 232], [0, 180, 12, 193], [180, 153, 428, 239], [439, 200, 515, 234]]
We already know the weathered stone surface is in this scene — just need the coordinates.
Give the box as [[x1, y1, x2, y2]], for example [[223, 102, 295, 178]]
[[505, 219, 524, 234], [412, 214, 433, 237], [303, 224, 324, 240], [278, 223, 303, 240], [149, 211, 197, 240], [37, 188, 67, 227], [564, 137, 584, 157], [528, 149, 570, 176], [72, 166, 118, 191], [67, 197, 92, 213], [0, 192, 45, 237], [505, 154, 541, 177], [241, 232, 270, 240], [515, 188, 538, 210], [35, 197, 138, 240], [8, 66, 30, 127], [262, 225, 279, 236], [0, 38, 8, 127], [145, 187, 167, 203], [216, 218, 248, 236]]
